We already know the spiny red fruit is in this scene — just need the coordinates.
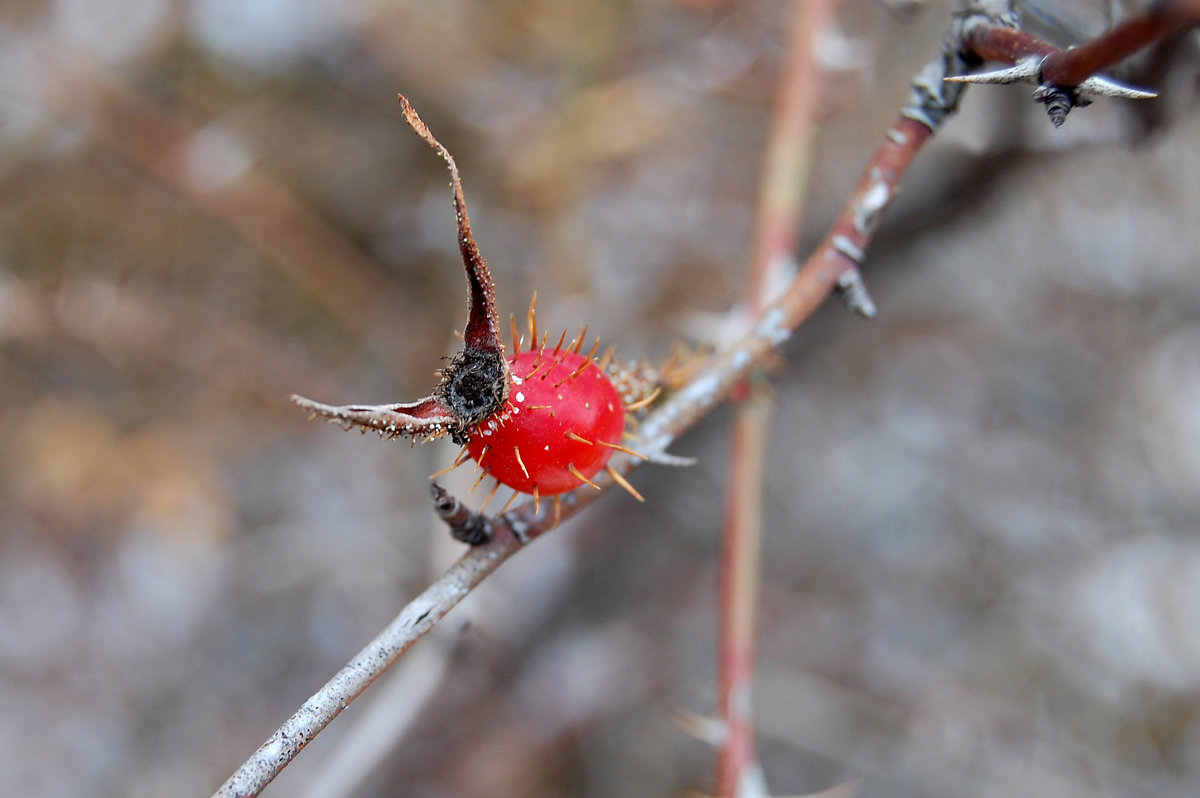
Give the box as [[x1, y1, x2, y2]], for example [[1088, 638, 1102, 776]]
[[292, 97, 649, 521], [466, 348, 625, 495]]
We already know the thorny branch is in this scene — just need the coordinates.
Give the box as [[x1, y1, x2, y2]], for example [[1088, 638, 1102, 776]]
[[974, 0, 1198, 88], [947, 0, 1194, 124], [214, 2, 1191, 795]]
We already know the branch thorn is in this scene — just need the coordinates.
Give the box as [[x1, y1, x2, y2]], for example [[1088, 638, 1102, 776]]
[[945, 55, 1156, 127], [836, 268, 878, 319], [1076, 75, 1158, 100], [943, 56, 1041, 86]]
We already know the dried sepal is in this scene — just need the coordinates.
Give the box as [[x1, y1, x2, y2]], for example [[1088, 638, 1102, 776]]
[[291, 394, 458, 441], [397, 95, 505, 359], [294, 95, 510, 444]]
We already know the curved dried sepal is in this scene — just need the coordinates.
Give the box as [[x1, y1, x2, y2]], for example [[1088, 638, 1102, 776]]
[[291, 393, 459, 441], [397, 94, 503, 357]]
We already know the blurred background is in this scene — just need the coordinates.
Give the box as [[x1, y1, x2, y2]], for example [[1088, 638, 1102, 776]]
[[3, 0, 1200, 796]]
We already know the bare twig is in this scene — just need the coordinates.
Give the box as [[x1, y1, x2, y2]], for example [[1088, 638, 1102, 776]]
[[1039, 10, 1192, 87], [717, 0, 832, 792], [718, 387, 773, 798], [213, 520, 525, 798], [431, 482, 494, 545]]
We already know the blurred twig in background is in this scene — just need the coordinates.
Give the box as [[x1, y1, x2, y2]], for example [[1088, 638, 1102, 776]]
[[717, 0, 832, 792]]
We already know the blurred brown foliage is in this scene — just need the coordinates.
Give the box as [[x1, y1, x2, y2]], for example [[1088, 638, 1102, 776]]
[[2, 1, 1200, 797]]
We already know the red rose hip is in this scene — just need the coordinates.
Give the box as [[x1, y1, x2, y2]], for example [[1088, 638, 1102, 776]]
[[466, 348, 626, 496]]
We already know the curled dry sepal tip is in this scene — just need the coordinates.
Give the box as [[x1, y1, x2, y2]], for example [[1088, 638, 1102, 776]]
[[292, 96, 508, 445]]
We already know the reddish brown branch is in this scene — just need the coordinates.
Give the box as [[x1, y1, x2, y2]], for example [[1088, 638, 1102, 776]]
[[961, 24, 1057, 65], [718, 389, 771, 796], [1042, 11, 1193, 86], [818, 115, 933, 282], [963, 3, 1194, 86], [953, 2, 1184, 126], [1165, 0, 1200, 21]]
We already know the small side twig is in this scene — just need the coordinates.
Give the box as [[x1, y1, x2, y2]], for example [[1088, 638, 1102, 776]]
[[1040, 9, 1192, 87], [431, 482, 495, 545]]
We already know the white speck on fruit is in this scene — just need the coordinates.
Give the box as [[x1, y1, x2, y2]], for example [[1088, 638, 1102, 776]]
[[515, 392, 525, 402]]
